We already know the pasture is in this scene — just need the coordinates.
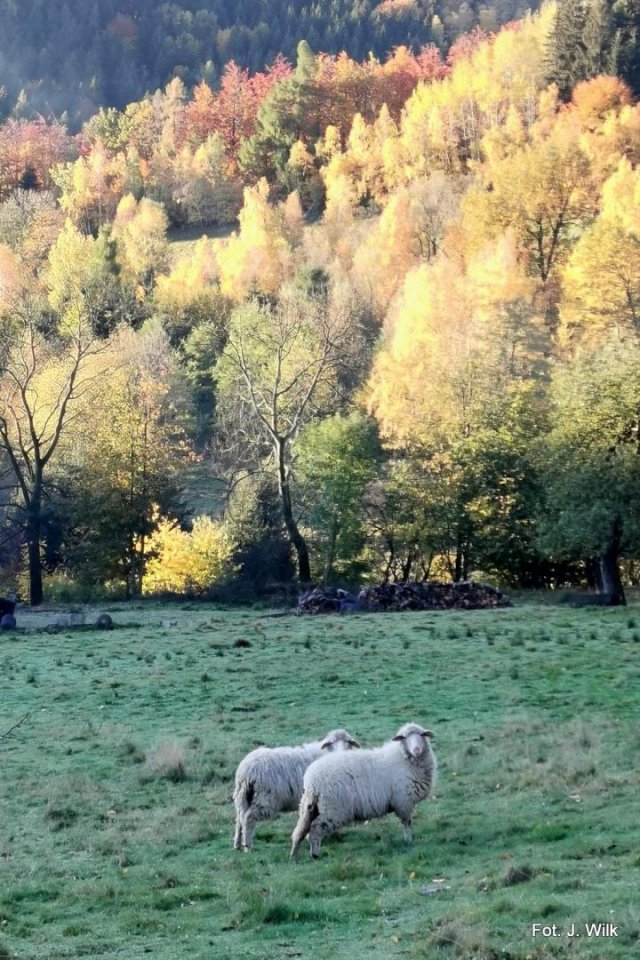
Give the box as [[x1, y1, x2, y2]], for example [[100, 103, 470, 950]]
[[1, 601, 639, 959]]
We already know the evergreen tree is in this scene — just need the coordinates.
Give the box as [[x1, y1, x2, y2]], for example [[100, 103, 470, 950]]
[[584, 0, 614, 76], [546, 0, 588, 100], [239, 40, 321, 186], [612, 0, 640, 93]]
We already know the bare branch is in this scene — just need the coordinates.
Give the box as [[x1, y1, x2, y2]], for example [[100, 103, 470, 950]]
[[0, 713, 29, 741]]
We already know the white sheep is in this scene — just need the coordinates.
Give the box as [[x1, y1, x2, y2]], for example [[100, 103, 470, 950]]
[[290, 722, 436, 858], [233, 728, 361, 851]]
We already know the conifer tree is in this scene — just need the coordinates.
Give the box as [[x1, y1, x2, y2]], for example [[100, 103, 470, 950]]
[[613, 0, 640, 93], [546, 0, 588, 100], [584, 0, 614, 76]]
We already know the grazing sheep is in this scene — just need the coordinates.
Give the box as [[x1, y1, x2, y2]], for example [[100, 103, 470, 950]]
[[233, 728, 361, 851], [290, 722, 436, 859]]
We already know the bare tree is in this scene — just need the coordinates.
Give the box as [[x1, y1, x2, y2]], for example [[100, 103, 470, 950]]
[[216, 283, 359, 584], [0, 311, 109, 605]]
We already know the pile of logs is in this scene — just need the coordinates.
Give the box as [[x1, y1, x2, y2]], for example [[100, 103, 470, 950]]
[[357, 580, 511, 611], [298, 581, 511, 615], [297, 587, 347, 615]]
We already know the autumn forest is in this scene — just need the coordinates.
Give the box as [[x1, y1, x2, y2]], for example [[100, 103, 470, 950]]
[[2, 0, 640, 605]]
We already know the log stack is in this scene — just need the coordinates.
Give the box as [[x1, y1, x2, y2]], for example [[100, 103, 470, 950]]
[[298, 581, 511, 615], [297, 587, 342, 615], [358, 580, 511, 611]]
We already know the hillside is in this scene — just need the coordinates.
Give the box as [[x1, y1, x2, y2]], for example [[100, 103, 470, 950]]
[[0, 0, 537, 124]]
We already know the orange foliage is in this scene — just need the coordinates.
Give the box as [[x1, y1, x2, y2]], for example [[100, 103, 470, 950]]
[[571, 76, 633, 130], [0, 120, 74, 199]]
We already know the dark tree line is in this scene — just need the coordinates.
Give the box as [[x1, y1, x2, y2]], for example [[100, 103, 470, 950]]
[[0, 0, 537, 126], [547, 0, 640, 99]]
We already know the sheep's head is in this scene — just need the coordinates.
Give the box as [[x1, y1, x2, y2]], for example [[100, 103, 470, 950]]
[[392, 722, 434, 760], [320, 729, 361, 752]]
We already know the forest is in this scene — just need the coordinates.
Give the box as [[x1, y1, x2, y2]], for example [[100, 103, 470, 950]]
[[2, 0, 640, 605], [0, 0, 541, 125]]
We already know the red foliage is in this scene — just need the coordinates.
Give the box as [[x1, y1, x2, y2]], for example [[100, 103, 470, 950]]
[[377, 45, 448, 118], [446, 27, 492, 66], [106, 14, 138, 49], [179, 56, 293, 164], [180, 80, 218, 146], [0, 119, 74, 198]]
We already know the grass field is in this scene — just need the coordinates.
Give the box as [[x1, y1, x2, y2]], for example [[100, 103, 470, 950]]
[[167, 224, 234, 268], [1, 600, 639, 960]]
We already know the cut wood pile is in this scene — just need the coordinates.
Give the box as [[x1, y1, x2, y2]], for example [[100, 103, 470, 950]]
[[297, 587, 344, 615], [298, 581, 511, 615]]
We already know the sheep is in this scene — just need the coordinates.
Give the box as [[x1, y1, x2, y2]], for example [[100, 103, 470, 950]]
[[290, 722, 436, 859], [233, 728, 361, 851]]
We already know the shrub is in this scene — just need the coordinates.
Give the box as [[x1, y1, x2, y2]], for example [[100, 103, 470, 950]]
[[43, 571, 115, 603], [142, 515, 236, 596]]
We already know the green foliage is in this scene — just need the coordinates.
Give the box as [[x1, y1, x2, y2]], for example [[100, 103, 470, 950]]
[[538, 339, 640, 560], [548, 0, 640, 97], [546, 0, 589, 99], [613, 0, 640, 92], [222, 474, 295, 593], [296, 412, 379, 583]]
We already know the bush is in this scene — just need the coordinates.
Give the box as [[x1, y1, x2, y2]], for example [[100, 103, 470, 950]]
[[142, 515, 236, 596], [43, 572, 115, 604]]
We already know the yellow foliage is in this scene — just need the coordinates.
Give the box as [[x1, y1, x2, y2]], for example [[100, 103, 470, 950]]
[[352, 188, 418, 312], [561, 215, 640, 345], [281, 191, 305, 246], [288, 139, 314, 172], [0, 244, 22, 310], [53, 141, 122, 229], [47, 219, 96, 315], [400, 8, 552, 179], [113, 192, 138, 228], [154, 236, 218, 309], [143, 514, 236, 596], [113, 194, 169, 284], [462, 124, 594, 280], [600, 157, 640, 236], [217, 178, 294, 299], [368, 233, 545, 447], [316, 125, 342, 162]]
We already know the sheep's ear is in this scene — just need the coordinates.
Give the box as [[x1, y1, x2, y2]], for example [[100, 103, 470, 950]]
[[392, 734, 405, 741], [423, 730, 434, 740], [347, 736, 361, 748], [320, 737, 334, 749]]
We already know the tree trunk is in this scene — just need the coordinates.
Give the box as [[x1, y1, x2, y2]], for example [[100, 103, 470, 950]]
[[323, 519, 338, 587], [454, 537, 463, 582], [598, 544, 626, 606], [26, 495, 43, 607], [276, 439, 311, 585]]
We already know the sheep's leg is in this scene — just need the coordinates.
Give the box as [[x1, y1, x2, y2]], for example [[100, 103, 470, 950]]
[[241, 809, 259, 851], [308, 818, 328, 858], [290, 795, 317, 859], [397, 812, 413, 843], [233, 815, 243, 851]]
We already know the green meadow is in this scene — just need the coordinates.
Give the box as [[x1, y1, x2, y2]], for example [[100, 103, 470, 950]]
[[1, 601, 639, 960]]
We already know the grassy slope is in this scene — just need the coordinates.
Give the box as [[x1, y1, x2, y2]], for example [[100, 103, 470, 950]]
[[166, 224, 234, 269], [1, 602, 639, 959]]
